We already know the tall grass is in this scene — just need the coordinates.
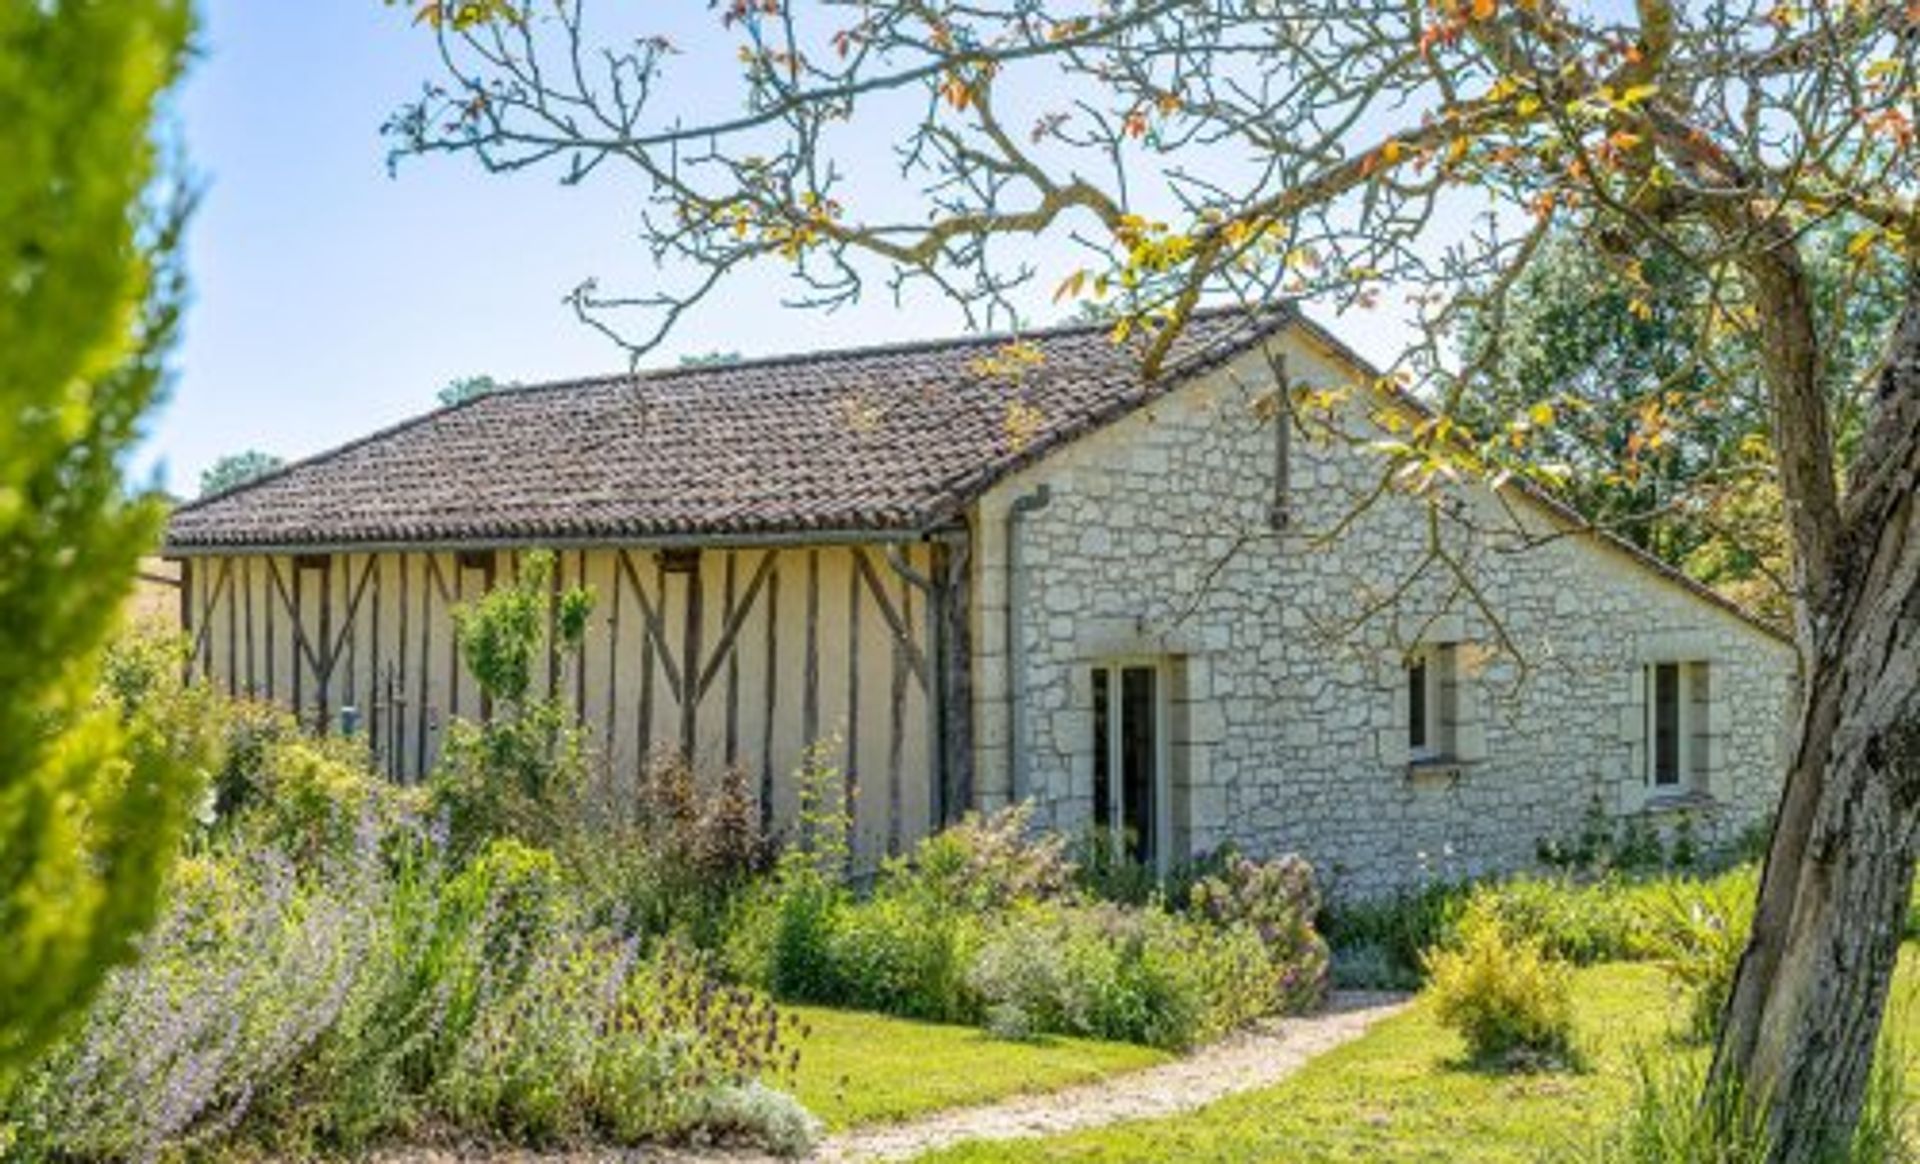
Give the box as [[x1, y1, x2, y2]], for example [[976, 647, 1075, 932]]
[[1571, 1040, 1914, 1164]]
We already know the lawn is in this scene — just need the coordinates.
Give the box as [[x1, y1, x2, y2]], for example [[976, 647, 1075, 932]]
[[920, 955, 1920, 1163], [784, 1004, 1171, 1130]]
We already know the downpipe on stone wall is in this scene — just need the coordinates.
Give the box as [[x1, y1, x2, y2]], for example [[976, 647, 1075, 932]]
[[1006, 483, 1052, 805]]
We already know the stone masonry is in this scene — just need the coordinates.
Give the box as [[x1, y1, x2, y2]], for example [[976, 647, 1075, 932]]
[[968, 325, 1799, 899]]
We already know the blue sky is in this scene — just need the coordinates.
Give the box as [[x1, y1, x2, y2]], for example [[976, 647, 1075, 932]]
[[142, 1, 1417, 497], [142, 2, 982, 494]]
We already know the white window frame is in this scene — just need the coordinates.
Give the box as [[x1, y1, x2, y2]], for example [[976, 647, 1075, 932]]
[[1091, 657, 1174, 878]]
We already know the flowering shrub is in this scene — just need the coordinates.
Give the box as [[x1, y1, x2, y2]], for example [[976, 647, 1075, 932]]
[[4, 678, 808, 1161], [1190, 853, 1330, 1014], [5, 845, 379, 1159], [904, 803, 1075, 911], [729, 793, 1332, 1049]]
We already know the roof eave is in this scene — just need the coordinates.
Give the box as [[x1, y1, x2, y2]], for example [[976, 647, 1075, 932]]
[[161, 522, 961, 559]]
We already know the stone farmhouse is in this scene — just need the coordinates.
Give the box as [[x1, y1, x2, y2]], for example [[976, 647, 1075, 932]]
[[164, 308, 1799, 895]]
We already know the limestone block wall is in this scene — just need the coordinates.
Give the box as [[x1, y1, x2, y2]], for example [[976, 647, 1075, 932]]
[[972, 326, 1799, 899]]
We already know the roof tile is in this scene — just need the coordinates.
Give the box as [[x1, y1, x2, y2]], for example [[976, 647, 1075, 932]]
[[166, 308, 1288, 549]]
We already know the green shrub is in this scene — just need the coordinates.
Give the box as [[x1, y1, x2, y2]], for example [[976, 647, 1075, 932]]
[[1466, 876, 1657, 965], [239, 736, 423, 869], [1534, 798, 1738, 879], [567, 751, 773, 946], [1328, 865, 1763, 992], [206, 698, 303, 820], [430, 551, 595, 857], [726, 743, 856, 1002], [1072, 826, 1163, 905], [431, 701, 590, 857], [1639, 866, 1757, 1042], [766, 868, 850, 1003], [826, 890, 982, 1022], [1324, 880, 1470, 988], [966, 902, 1273, 1050], [728, 782, 1330, 1049], [436, 941, 793, 1149], [1423, 903, 1578, 1070]]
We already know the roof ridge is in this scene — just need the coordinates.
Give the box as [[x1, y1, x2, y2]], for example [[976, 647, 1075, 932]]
[[477, 302, 1285, 401]]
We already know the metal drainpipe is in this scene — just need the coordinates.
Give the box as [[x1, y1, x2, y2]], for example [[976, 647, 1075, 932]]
[[1005, 483, 1053, 805]]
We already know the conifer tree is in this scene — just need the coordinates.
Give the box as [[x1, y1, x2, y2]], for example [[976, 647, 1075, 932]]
[[0, 0, 204, 1093]]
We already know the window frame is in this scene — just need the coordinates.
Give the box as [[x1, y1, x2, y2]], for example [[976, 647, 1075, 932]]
[[1407, 649, 1442, 762], [1406, 643, 1460, 765], [1089, 657, 1174, 878], [1642, 659, 1707, 798]]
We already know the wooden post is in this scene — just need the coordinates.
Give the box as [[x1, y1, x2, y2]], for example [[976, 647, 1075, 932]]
[[723, 551, 740, 766], [845, 555, 861, 860], [760, 565, 780, 830], [677, 551, 703, 762], [934, 537, 974, 823], [177, 558, 194, 683]]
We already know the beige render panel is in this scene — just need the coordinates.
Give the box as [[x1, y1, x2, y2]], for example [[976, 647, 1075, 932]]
[[181, 542, 939, 866]]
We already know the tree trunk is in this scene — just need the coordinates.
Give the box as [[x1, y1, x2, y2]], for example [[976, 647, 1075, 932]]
[[1708, 277, 1920, 1161]]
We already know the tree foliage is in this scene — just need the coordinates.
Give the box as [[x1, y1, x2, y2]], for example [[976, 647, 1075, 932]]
[[437, 373, 515, 408], [1461, 225, 1905, 621], [0, 0, 205, 1094], [392, 2, 1920, 1155], [198, 449, 284, 498]]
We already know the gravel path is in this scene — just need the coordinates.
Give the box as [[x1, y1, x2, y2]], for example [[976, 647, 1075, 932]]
[[368, 992, 1408, 1164], [816, 990, 1409, 1162]]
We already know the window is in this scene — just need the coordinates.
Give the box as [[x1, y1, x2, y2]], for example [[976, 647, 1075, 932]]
[[1407, 644, 1454, 762], [1387, 631, 1486, 770], [1408, 653, 1434, 758], [1092, 662, 1167, 870], [1644, 660, 1709, 794]]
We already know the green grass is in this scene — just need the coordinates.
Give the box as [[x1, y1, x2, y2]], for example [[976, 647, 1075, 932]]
[[782, 1005, 1170, 1130], [920, 955, 1920, 1163]]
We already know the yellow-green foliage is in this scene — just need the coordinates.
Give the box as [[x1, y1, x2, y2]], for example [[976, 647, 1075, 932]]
[[242, 737, 425, 868], [0, 0, 200, 1093], [431, 552, 595, 856], [1424, 902, 1578, 1068]]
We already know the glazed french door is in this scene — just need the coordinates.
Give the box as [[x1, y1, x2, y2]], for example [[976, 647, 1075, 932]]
[[1091, 661, 1171, 874]]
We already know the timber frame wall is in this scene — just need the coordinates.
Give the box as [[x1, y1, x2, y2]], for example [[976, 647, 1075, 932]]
[[175, 541, 967, 861]]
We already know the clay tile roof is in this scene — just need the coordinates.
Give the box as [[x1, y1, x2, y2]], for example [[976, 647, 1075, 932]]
[[165, 307, 1292, 551]]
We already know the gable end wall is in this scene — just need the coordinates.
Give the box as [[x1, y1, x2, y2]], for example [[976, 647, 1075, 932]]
[[972, 329, 1798, 898]]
